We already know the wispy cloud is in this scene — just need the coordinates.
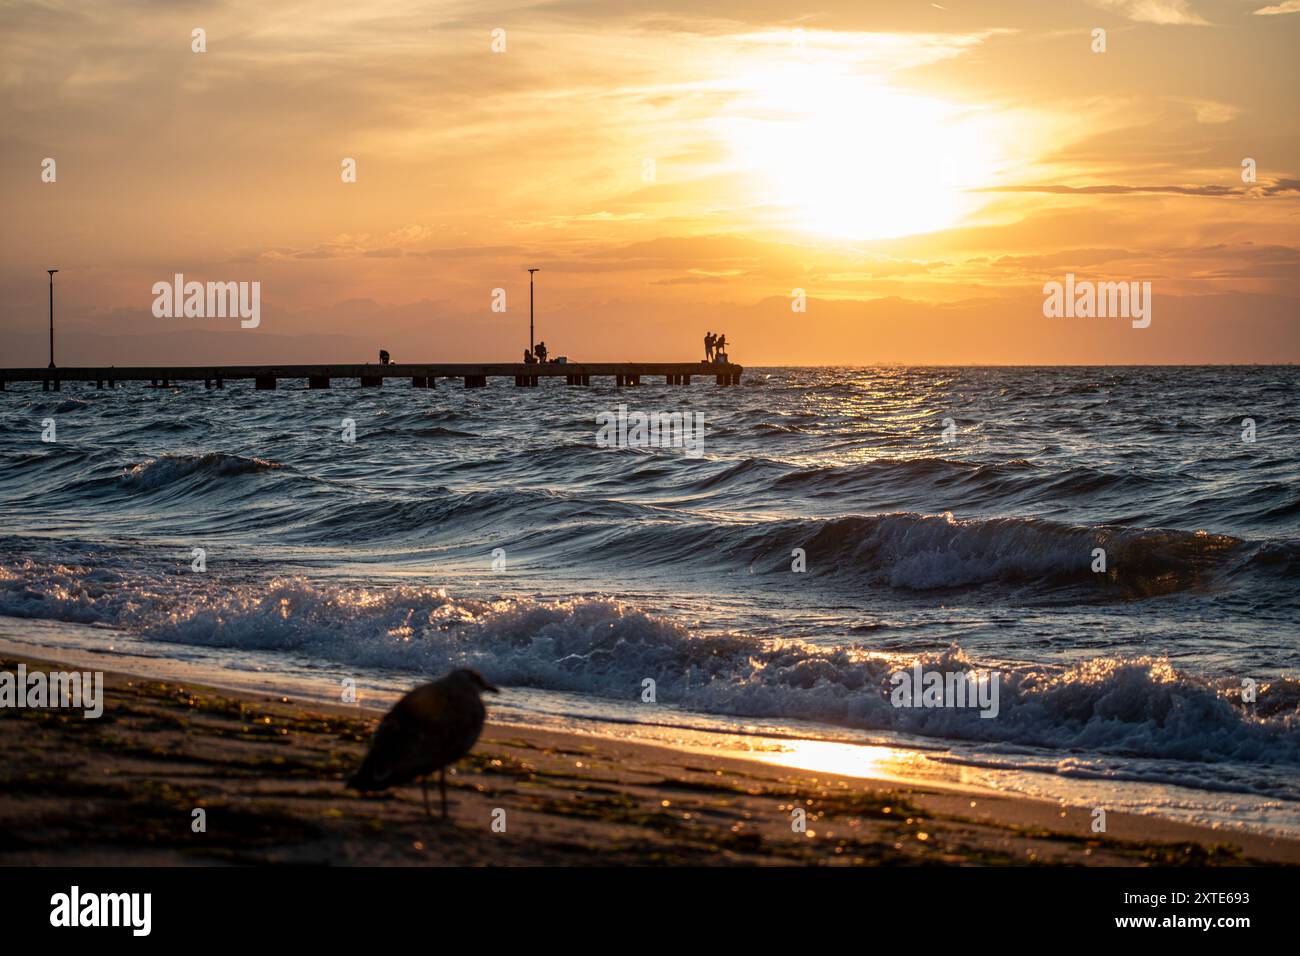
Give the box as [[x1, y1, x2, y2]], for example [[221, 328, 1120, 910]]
[[1184, 98, 1239, 124], [1253, 0, 1300, 13], [2, 0, 1296, 363], [1090, 0, 1210, 25], [977, 180, 1300, 197]]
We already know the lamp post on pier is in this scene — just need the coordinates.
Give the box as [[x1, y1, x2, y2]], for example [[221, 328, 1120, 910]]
[[527, 267, 539, 356], [47, 269, 59, 369]]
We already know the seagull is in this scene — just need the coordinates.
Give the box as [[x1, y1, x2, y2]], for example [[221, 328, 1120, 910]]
[[347, 669, 500, 819]]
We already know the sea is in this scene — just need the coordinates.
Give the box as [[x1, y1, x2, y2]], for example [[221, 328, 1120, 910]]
[[1, 365, 1297, 835]]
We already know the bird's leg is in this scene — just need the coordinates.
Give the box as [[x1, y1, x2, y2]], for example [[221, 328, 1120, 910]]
[[422, 776, 433, 819], [440, 767, 448, 820]]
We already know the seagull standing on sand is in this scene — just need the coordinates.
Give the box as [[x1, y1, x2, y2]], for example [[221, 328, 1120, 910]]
[[347, 669, 500, 819]]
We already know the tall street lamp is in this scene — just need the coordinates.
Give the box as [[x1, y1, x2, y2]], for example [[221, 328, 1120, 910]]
[[528, 267, 539, 356], [47, 269, 59, 369]]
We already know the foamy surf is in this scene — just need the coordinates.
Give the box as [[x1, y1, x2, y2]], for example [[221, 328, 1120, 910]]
[[1, 558, 1295, 777]]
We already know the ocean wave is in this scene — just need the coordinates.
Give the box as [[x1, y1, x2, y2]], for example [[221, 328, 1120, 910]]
[[784, 512, 1243, 593], [0, 565, 1294, 766], [372, 425, 482, 439], [121, 452, 284, 489], [770, 455, 1164, 504], [573, 510, 1250, 597], [11, 437, 1273, 598]]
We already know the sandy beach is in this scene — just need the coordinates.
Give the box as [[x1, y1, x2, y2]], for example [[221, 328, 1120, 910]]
[[2, 654, 1295, 867]]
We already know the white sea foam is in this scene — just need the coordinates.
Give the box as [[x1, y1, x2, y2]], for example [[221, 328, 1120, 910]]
[[0, 561, 1294, 768]]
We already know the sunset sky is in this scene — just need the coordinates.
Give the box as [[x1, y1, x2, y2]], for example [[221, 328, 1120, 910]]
[[2, 0, 1297, 365]]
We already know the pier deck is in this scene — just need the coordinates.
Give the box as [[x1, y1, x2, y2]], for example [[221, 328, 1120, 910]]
[[0, 362, 744, 390]]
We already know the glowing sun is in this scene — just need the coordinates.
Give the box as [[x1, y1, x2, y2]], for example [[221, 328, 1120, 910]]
[[722, 64, 1007, 240]]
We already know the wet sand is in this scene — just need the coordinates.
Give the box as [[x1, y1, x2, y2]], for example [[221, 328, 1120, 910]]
[[2, 654, 1296, 866]]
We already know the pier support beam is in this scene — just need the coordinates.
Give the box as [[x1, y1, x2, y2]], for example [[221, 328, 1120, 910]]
[[308, 375, 330, 389], [464, 375, 487, 388], [255, 374, 277, 390]]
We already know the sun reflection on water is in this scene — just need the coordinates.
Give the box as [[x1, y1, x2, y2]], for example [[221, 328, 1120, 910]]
[[735, 739, 929, 783]]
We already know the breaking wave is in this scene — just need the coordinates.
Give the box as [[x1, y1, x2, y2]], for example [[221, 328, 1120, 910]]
[[121, 453, 284, 489], [0, 563, 1294, 769]]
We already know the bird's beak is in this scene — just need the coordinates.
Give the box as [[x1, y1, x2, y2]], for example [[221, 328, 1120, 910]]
[[485, 681, 501, 694]]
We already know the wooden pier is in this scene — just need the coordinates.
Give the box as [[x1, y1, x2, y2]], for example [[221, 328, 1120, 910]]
[[0, 362, 743, 391]]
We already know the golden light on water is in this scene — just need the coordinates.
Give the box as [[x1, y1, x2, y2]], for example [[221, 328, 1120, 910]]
[[741, 739, 927, 782]]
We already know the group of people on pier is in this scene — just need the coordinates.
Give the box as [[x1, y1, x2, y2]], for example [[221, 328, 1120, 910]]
[[382, 336, 726, 367]]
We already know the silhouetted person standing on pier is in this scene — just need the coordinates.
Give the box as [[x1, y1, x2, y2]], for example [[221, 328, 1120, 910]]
[[535, 341, 548, 363], [714, 333, 727, 363], [704, 332, 715, 362]]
